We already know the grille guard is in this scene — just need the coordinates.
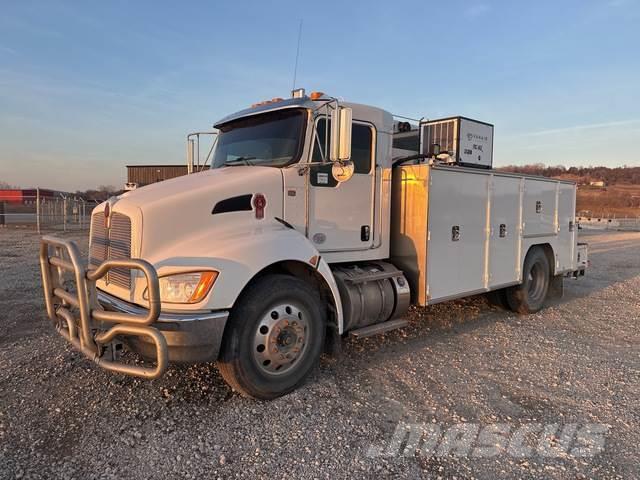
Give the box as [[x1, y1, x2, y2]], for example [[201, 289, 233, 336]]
[[39, 235, 168, 379]]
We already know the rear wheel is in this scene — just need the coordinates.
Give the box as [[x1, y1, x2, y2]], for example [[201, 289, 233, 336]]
[[506, 247, 550, 314], [217, 274, 325, 399]]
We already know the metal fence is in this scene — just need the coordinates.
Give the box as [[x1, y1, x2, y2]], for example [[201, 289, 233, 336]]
[[616, 218, 640, 231], [0, 189, 94, 233], [577, 216, 640, 232]]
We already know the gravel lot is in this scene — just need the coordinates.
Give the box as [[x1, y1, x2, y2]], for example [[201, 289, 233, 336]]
[[0, 229, 638, 479]]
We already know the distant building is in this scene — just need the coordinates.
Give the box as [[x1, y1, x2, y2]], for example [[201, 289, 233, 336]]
[[589, 180, 606, 187], [0, 189, 83, 226], [0, 188, 59, 204], [125, 165, 209, 190]]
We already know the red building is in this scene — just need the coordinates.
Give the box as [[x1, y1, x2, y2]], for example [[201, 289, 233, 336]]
[[0, 189, 58, 204]]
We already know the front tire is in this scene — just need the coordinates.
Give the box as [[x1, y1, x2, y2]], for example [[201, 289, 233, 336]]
[[506, 247, 550, 314], [217, 274, 325, 400]]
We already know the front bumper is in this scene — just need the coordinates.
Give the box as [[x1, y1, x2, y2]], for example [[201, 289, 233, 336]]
[[98, 291, 229, 363], [39, 235, 228, 380]]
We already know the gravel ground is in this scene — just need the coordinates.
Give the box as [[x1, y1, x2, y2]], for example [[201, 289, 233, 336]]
[[0, 228, 638, 479]]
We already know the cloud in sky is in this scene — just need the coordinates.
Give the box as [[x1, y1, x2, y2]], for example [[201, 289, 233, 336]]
[[512, 119, 640, 138], [607, 0, 632, 7], [464, 3, 491, 17], [0, 45, 17, 56]]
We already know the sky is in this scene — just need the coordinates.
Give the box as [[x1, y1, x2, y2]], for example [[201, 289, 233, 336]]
[[1, 0, 639, 191]]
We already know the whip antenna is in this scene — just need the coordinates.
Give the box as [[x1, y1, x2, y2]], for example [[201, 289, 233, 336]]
[[292, 19, 303, 91]]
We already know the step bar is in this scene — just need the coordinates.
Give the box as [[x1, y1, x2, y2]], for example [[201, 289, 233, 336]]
[[349, 318, 409, 338]]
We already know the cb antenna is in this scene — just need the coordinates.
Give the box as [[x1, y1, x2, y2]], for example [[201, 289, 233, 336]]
[[291, 19, 303, 91]]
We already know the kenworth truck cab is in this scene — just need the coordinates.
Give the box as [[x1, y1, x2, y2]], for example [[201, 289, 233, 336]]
[[40, 90, 588, 399]]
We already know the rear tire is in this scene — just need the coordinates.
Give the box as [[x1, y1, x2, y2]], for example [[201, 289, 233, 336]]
[[506, 247, 550, 314], [217, 274, 325, 400]]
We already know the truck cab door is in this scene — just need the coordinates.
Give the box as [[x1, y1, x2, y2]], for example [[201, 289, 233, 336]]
[[307, 117, 376, 252]]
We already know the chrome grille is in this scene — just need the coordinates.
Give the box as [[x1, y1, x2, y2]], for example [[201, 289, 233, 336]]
[[107, 213, 132, 289], [89, 212, 132, 289], [89, 215, 107, 269]]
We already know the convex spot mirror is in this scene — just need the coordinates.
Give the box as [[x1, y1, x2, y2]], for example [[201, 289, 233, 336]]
[[332, 160, 354, 183]]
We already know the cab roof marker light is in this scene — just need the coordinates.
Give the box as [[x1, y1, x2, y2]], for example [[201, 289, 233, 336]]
[[250, 97, 285, 108]]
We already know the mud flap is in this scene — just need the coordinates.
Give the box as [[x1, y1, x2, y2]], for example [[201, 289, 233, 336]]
[[548, 275, 564, 299], [324, 325, 343, 359]]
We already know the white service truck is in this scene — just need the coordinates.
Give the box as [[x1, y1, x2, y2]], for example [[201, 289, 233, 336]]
[[40, 90, 588, 399]]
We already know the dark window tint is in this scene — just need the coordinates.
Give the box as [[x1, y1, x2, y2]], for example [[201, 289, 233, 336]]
[[312, 119, 373, 174], [212, 109, 305, 168], [393, 132, 419, 151]]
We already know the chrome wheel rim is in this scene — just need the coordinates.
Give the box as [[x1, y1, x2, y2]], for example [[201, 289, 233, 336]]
[[252, 302, 309, 375]]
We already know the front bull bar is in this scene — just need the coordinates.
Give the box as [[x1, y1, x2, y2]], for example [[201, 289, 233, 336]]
[[39, 235, 168, 379]]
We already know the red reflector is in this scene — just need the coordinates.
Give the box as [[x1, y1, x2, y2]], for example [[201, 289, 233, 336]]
[[253, 194, 266, 219]]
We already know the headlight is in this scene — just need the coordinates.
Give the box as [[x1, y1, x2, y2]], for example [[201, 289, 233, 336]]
[[144, 271, 218, 304]]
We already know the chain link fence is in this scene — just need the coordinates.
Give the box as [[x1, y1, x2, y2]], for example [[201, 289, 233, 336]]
[[0, 189, 95, 233]]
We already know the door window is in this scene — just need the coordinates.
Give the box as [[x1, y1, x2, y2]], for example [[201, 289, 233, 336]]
[[311, 119, 373, 187]]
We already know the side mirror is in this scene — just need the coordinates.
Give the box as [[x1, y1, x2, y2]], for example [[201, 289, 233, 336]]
[[330, 107, 352, 162]]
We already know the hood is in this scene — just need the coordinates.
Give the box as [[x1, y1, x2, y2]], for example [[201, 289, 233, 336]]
[[111, 166, 284, 259]]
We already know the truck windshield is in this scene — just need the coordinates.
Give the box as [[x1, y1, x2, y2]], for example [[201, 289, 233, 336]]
[[212, 109, 306, 168]]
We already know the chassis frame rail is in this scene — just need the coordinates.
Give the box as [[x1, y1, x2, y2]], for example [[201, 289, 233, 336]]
[[39, 235, 168, 379]]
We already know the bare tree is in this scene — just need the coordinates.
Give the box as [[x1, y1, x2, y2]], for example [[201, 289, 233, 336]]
[[75, 185, 122, 202]]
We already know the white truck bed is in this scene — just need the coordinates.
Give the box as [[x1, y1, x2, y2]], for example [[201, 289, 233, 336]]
[[391, 164, 584, 305]]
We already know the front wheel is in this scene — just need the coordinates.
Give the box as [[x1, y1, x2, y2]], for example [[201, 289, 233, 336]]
[[506, 247, 550, 314], [217, 274, 325, 400]]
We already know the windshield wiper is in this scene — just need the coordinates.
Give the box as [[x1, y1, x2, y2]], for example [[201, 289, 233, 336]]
[[225, 156, 256, 166]]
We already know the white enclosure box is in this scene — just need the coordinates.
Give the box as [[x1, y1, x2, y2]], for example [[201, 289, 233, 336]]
[[391, 164, 578, 306], [420, 117, 494, 168]]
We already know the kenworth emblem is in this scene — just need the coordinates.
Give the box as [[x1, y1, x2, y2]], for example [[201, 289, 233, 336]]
[[104, 196, 117, 229]]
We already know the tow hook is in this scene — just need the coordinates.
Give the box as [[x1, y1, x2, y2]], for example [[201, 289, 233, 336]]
[[102, 339, 125, 362]]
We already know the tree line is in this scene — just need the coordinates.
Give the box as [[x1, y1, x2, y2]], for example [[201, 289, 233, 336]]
[[497, 164, 640, 185]]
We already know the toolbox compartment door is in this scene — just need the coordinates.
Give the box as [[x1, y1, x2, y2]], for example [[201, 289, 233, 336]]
[[556, 183, 577, 273], [488, 175, 521, 287], [426, 168, 488, 302], [522, 179, 557, 237]]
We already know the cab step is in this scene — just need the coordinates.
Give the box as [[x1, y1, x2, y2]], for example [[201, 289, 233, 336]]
[[349, 318, 408, 338]]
